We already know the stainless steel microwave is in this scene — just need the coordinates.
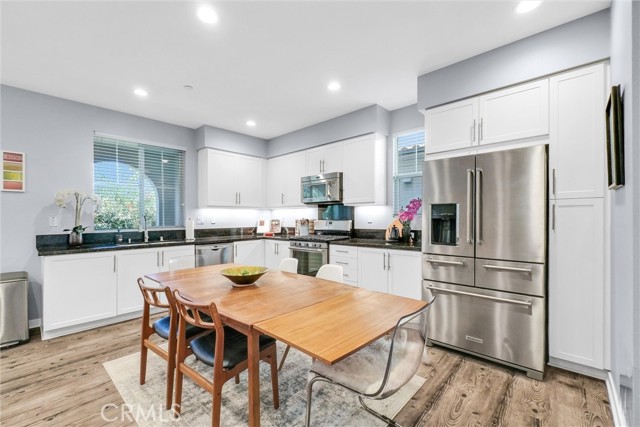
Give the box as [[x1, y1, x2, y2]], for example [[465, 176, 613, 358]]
[[301, 172, 343, 204]]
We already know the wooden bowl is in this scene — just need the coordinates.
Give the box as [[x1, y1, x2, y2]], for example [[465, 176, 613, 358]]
[[220, 266, 269, 286]]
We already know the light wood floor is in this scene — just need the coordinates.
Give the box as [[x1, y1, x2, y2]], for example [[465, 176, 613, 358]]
[[1, 318, 612, 427]]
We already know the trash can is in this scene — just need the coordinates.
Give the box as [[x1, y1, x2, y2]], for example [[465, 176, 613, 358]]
[[0, 271, 29, 347]]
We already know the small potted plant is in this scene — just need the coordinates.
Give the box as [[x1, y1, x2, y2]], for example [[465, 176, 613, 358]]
[[55, 190, 100, 246], [397, 198, 422, 243]]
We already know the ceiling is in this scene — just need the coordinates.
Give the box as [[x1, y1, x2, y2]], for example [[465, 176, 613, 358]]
[[1, 0, 610, 140]]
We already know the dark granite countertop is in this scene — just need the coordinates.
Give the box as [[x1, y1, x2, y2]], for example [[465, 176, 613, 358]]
[[37, 233, 418, 256], [330, 238, 422, 252]]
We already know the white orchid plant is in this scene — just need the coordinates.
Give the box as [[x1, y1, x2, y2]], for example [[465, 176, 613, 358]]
[[55, 190, 101, 234]]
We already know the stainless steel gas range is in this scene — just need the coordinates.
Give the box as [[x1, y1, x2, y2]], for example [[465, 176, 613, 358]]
[[289, 220, 351, 276]]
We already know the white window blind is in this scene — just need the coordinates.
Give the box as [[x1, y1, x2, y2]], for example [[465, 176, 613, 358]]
[[393, 130, 425, 213], [93, 135, 185, 230]]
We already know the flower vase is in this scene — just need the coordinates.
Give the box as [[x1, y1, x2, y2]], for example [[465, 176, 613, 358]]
[[69, 231, 83, 247], [402, 225, 411, 243]]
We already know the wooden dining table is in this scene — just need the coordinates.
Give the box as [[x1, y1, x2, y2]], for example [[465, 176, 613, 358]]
[[145, 263, 427, 427]]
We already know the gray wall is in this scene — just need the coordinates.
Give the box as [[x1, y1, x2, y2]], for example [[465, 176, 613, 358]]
[[196, 124, 268, 158], [417, 9, 610, 110], [0, 85, 199, 323], [609, 0, 639, 425], [267, 104, 390, 157]]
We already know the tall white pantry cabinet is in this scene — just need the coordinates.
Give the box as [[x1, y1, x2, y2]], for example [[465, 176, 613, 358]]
[[424, 62, 609, 375], [547, 63, 608, 372]]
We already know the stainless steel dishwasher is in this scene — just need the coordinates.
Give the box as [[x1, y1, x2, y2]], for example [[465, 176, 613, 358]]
[[195, 243, 234, 267]]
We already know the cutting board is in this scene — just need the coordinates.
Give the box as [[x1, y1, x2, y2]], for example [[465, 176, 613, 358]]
[[385, 218, 405, 240]]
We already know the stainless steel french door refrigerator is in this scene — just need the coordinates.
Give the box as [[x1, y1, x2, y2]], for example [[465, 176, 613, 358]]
[[422, 145, 547, 380]]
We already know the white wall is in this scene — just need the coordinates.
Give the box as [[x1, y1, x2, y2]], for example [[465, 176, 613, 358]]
[[609, 0, 639, 424], [0, 85, 198, 322]]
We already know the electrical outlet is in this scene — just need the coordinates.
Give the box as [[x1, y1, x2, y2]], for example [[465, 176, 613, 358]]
[[367, 216, 373, 224], [48, 216, 58, 227], [196, 216, 204, 225], [210, 216, 215, 224]]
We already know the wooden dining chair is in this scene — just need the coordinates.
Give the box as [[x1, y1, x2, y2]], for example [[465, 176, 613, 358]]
[[305, 296, 436, 427], [137, 278, 209, 409], [172, 289, 280, 426], [278, 263, 344, 371]]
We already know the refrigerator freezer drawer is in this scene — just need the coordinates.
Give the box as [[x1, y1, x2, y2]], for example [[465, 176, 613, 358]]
[[422, 254, 474, 287], [475, 259, 546, 297], [423, 281, 545, 374]]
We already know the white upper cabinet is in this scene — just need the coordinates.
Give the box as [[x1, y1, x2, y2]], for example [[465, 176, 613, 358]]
[[305, 141, 343, 175], [198, 149, 265, 208], [549, 63, 606, 200], [266, 152, 306, 207], [342, 133, 386, 205], [478, 79, 549, 145], [425, 98, 479, 154], [425, 78, 549, 154]]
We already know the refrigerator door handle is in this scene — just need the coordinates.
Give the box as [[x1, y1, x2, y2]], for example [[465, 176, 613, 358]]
[[475, 168, 483, 244], [482, 264, 533, 273], [426, 258, 465, 266], [426, 285, 533, 308], [467, 168, 474, 243]]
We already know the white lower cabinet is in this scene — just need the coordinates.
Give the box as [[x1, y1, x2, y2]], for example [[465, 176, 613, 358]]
[[357, 247, 422, 299], [264, 240, 289, 269], [42, 252, 117, 334], [42, 245, 195, 339], [234, 240, 265, 266], [549, 198, 605, 369], [329, 245, 358, 286]]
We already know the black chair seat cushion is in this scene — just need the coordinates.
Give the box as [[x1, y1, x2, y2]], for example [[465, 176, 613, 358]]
[[152, 314, 210, 340], [190, 327, 276, 370]]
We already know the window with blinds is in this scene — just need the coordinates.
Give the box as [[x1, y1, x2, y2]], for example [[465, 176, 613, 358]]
[[393, 130, 425, 214], [93, 135, 185, 230]]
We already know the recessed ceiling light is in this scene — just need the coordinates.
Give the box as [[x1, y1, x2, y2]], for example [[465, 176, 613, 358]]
[[515, 1, 542, 14], [197, 5, 218, 24], [134, 88, 148, 97], [246, 120, 256, 127], [328, 81, 341, 92]]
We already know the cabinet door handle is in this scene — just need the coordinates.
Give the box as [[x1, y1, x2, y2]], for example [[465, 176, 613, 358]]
[[281, 193, 284, 204], [335, 261, 349, 265], [382, 253, 386, 270], [162, 251, 165, 267], [479, 118, 483, 141], [238, 192, 241, 205], [335, 249, 349, 253], [552, 169, 556, 197], [322, 159, 326, 173], [234, 244, 237, 257], [471, 119, 476, 142], [552, 203, 556, 231], [157, 251, 160, 267], [319, 159, 323, 173], [387, 253, 391, 270]]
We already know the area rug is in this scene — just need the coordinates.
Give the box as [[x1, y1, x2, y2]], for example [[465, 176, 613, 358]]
[[104, 343, 425, 426]]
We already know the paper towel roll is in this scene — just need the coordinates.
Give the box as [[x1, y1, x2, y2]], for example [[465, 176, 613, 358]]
[[186, 218, 195, 240]]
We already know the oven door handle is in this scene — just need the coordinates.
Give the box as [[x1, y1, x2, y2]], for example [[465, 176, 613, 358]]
[[291, 247, 326, 254]]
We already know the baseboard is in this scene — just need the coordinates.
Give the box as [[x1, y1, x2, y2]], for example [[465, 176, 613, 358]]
[[28, 318, 41, 330], [606, 371, 628, 427], [548, 357, 607, 380]]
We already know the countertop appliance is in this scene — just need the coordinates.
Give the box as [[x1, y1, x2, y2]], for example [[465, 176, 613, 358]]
[[421, 145, 547, 380], [289, 219, 352, 276], [196, 243, 234, 267], [0, 271, 29, 348], [301, 172, 343, 204]]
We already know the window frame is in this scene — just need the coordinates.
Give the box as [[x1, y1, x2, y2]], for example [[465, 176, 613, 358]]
[[93, 132, 186, 231], [392, 127, 425, 217]]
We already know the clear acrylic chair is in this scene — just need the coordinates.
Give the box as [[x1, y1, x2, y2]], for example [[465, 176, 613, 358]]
[[278, 257, 298, 273], [305, 296, 436, 427], [278, 263, 344, 371]]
